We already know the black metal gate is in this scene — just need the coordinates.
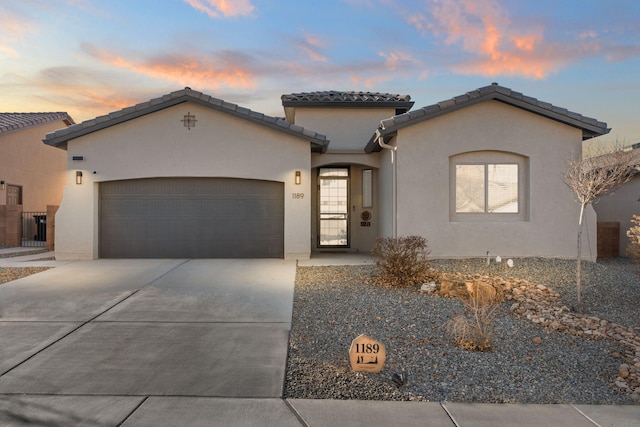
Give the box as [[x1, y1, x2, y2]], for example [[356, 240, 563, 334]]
[[21, 212, 47, 247]]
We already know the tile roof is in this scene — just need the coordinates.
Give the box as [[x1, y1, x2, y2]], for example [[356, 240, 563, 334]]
[[0, 112, 75, 135], [281, 91, 414, 108], [44, 88, 329, 152], [366, 83, 610, 152]]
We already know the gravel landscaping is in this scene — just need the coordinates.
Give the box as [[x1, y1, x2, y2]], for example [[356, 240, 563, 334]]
[[0, 266, 51, 284], [285, 257, 640, 404], [0, 247, 52, 283]]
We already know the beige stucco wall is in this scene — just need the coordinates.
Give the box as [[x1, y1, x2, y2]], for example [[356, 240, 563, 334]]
[[55, 102, 312, 260], [594, 174, 640, 255], [294, 108, 396, 152], [377, 148, 394, 239], [304, 116, 387, 252], [0, 121, 67, 211], [391, 100, 597, 260]]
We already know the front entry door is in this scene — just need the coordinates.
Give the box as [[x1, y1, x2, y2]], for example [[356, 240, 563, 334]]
[[318, 167, 349, 247]]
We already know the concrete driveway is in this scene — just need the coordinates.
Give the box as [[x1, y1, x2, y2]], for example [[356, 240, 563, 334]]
[[0, 259, 298, 425], [3, 255, 638, 426]]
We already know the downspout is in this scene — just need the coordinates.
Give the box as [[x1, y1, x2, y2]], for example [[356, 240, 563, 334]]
[[377, 131, 397, 238]]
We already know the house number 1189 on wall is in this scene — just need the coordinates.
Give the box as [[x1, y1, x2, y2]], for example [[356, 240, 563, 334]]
[[291, 193, 304, 199]]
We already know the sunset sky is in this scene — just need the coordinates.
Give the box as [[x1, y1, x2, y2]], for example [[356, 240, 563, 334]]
[[1, 0, 639, 146]]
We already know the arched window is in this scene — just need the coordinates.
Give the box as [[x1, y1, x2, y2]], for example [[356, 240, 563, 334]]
[[450, 151, 529, 221]]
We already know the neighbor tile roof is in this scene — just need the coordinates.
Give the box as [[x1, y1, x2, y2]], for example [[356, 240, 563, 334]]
[[44, 88, 329, 152], [366, 83, 610, 152], [281, 91, 414, 108], [0, 112, 75, 135]]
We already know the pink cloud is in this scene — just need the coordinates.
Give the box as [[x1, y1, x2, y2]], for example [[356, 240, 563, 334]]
[[349, 74, 390, 88], [0, 9, 35, 57], [1, 67, 145, 122], [379, 50, 419, 71], [83, 44, 256, 90], [294, 33, 328, 62], [75, 89, 140, 115], [410, 0, 605, 79], [406, 14, 429, 36], [0, 44, 18, 57], [183, 0, 255, 18]]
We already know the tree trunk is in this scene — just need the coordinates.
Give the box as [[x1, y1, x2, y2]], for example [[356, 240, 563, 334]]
[[576, 203, 585, 313]]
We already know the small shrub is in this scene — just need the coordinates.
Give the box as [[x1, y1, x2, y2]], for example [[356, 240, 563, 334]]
[[627, 215, 640, 263], [371, 235, 433, 287], [447, 282, 501, 351]]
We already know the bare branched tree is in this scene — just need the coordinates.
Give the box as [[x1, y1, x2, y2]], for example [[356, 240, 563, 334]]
[[564, 148, 637, 312]]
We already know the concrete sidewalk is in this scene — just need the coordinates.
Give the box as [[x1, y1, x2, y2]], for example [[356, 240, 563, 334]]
[[0, 247, 67, 267], [1, 396, 638, 426], [0, 253, 638, 426]]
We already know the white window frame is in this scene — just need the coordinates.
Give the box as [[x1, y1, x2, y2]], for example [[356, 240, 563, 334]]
[[450, 151, 529, 222]]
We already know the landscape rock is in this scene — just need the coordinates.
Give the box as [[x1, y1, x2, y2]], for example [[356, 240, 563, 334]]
[[287, 258, 640, 404]]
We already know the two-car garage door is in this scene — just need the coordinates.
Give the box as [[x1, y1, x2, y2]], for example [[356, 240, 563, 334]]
[[99, 178, 284, 258]]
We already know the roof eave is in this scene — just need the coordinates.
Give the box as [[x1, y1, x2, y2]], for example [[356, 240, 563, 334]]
[[491, 96, 609, 140], [281, 100, 415, 110], [44, 91, 329, 151], [374, 91, 609, 140], [44, 96, 191, 149], [364, 129, 397, 153], [1, 112, 75, 137]]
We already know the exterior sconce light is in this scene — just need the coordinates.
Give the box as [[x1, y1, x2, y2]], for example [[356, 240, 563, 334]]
[[76, 171, 83, 185], [0, 181, 4, 190], [295, 170, 301, 185], [181, 112, 196, 130]]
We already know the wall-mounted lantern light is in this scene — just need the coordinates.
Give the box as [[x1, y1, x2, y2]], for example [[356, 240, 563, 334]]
[[181, 112, 197, 130], [76, 171, 83, 185], [295, 170, 301, 185], [0, 181, 4, 190]]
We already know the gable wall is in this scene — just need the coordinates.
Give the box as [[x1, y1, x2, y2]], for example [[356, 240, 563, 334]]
[[393, 100, 596, 260], [294, 107, 397, 152], [0, 121, 67, 211], [55, 102, 312, 260]]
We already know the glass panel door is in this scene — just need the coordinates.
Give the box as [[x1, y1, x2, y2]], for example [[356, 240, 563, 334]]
[[318, 168, 349, 247]]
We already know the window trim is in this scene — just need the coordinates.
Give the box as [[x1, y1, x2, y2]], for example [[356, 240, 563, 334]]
[[450, 151, 529, 222]]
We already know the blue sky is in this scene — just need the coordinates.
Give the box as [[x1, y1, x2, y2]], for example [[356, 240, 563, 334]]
[[1, 0, 639, 146]]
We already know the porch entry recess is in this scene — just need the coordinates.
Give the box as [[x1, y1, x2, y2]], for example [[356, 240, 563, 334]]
[[318, 167, 349, 247]]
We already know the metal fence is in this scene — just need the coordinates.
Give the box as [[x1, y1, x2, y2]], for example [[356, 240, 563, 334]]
[[21, 212, 47, 247]]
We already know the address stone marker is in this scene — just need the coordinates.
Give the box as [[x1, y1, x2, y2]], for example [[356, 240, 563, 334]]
[[349, 334, 386, 373]]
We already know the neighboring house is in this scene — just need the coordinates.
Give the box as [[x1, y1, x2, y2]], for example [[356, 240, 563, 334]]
[[593, 147, 640, 257], [0, 112, 74, 246], [44, 84, 609, 260]]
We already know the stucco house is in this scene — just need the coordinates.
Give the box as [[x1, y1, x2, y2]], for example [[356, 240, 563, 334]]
[[594, 147, 640, 257], [44, 84, 609, 260], [0, 112, 74, 247]]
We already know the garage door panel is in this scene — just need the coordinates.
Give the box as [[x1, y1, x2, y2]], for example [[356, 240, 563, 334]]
[[100, 178, 284, 258]]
